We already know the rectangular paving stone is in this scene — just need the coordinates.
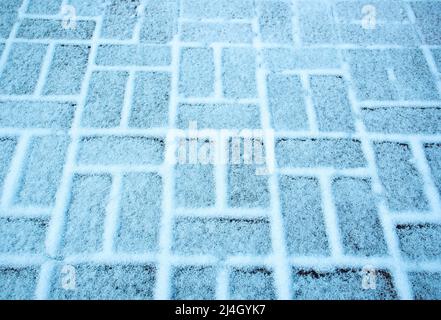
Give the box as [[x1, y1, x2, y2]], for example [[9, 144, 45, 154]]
[[141, 1, 178, 43], [267, 74, 308, 130], [0, 43, 47, 95], [292, 267, 397, 299], [50, 263, 156, 299], [61, 174, 112, 254], [129, 72, 170, 128], [411, 1, 441, 45], [116, 173, 162, 253], [177, 104, 261, 130], [27, 0, 62, 14], [259, 1, 293, 43], [424, 143, 441, 195], [298, 1, 337, 44], [44, 44, 90, 95], [229, 267, 276, 300], [344, 49, 395, 101], [179, 47, 215, 97], [171, 266, 216, 300], [362, 107, 441, 134], [77, 136, 164, 165], [0, 217, 48, 253], [335, 1, 410, 23], [0, 12, 17, 38], [373, 142, 429, 211], [0, 137, 17, 196], [16, 19, 95, 39], [67, 0, 106, 16], [409, 272, 441, 300], [279, 176, 329, 255], [172, 217, 272, 256], [276, 138, 366, 168], [332, 177, 387, 256], [0, 266, 39, 300], [396, 224, 441, 260], [181, 22, 253, 44], [263, 48, 340, 71], [175, 162, 216, 208], [101, 0, 139, 39], [338, 24, 419, 46], [222, 47, 256, 99], [182, 0, 254, 19], [310, 75, 355, 132], [15, 135, 69, 206], [95, 45, 171, 66], [81, 71, 128, 128], [0, 101, 75, 128]]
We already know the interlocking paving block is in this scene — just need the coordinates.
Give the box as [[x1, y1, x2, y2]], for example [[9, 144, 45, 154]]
[[222, 47, 257, 99], [182, 0, 254, 19], [279, 176, 329, 255], [95, 44, 171, 66], [388, 49, 439, 100], [298, 1, 337, 45], [373, 142, 429, 211], [0, 217, 48, 253], [176, 104, 261, 129], [229, 267, 276, 300], [141, 1, 178, 43], [0, 101, 75, 128], [409, 272, 441, 300], [0, 12, 17, 38], [67, 0, 106, 16], [181, 22, 254, 44], [344, 49, 395, 101], [345, 49, 439, 101], [16, 19, 95, 40], [291, 267, 398, 299], [0, 137, 16, 195], [179, 47, 215, 97], [15, 135, 69, 206], [396, 224, 441, 260], [227, 138, 270, 208], [332, 177, 387, 256], [0, 266, 39, 300], [363, 107, 441, 134], [175, 162, 216, 208], [27, 0, 62, 14], [61, 174, 111, 254], [82, 71, 128, 128], [267, 74, 308, 130], [259, 1, 293, 43], [101, 0, 139, 40], [411, 1, 441, 45], [130, 72, 170, 128], [77, 136, 164, 165], [0, 43, 47, 95], [50, 263, 156, 299], [116, 173, 161, 253], [44, 44, 90, 95], [263, 48, 341, 71], [424, 143, 441, 195], [334, 0, 410, 23], [338, 24, 419, 46], [0, 0, 22, 12], [310, 75, 355, 132], [432, 49, 441, 73], [276, 138, 366, 168], [171, 266, 216, 300], [172, 217, 272, 256]]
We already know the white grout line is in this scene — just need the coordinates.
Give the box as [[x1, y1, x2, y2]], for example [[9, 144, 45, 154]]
[[102, 173, 122, 254], [253, 15, 292, 300], [119, 71, 135, 128], [0, 133, 30, 208], [33, 42, 55, 96]]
